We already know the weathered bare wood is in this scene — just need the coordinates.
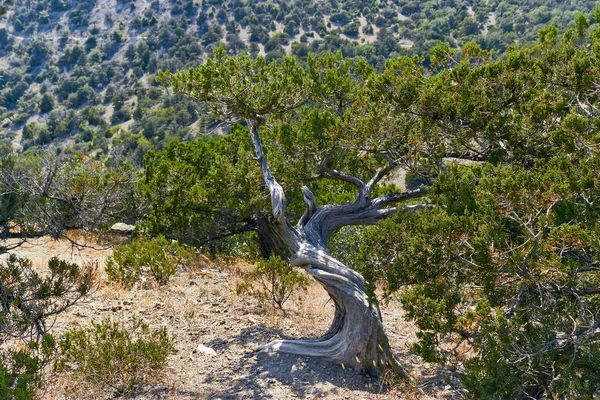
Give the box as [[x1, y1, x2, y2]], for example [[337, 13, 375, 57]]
[[261, 248, 409, 377], [297, 186, 317, 229], [246, 117, 426, 377], [320, 146, 366, 192], [249, 119, 288, 223]]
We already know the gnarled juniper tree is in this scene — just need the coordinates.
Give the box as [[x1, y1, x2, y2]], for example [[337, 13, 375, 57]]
[[158, 13, 600, 395], [159, 49, 432, 377]]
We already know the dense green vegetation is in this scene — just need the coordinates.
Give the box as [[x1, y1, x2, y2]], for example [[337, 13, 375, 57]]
[[156, 14, 600, 396], [1, 0, 600, 156], [105, 235, 195, 285], [0, 255, 96, 398], [58, 318, 176, 394]]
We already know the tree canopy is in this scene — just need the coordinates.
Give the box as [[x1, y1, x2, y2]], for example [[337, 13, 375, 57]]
[[147, 13, 600, 397]]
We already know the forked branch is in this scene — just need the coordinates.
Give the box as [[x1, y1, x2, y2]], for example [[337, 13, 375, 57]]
[[298, 186, 317, 228], [365, 154, 397, 194], [320, 146, 366, 191]]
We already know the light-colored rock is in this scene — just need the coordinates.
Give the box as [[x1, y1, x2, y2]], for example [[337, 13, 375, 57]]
[[196, 344, 217, 356], [110, 222, 135, 232]]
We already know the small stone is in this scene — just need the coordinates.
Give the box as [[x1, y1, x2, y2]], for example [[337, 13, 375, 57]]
[[110, 222, 134, 233], [196, 344, 217, 356], [444, 385, 452, 390]]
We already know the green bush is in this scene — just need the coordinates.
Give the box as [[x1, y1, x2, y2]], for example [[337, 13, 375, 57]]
[[0, 255, 96, 343], [57, 318, 176, 394], [236, 256, 309, 310], [105, 235, 195, 286], [0, 335, 56, 400], [0, 254, 92, 400]]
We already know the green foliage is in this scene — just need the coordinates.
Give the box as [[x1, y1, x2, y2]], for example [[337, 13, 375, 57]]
[[0, 255, 96, 342], [0, 255, 93, 399], [38, 93, 54, 114], [159, 46, 306, 119], [105, 235, 195, 286], [0, 0, 12, 16], [142, 125, 261, 250], [0, 335, 56, 400], [57, 318, 176, 394], [352, 21, 600, 395], [150, 50, 381, 254], [236, 256, 308, 310]]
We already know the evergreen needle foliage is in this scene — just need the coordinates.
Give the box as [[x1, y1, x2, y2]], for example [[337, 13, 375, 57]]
[[0, 334, 55, 400], [236, 256, 309, 310], [0, 256, 95, 399], [0, 255, 96, 342], [105, 235, 195, 286], [57, 318, 176, 394]]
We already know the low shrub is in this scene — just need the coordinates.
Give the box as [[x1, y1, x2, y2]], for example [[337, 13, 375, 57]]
[[0, 255, 96, 342], [57, 318, 177, 394], [0, 255, 94, 399], [105, 235, 195, 286], [0, 334, 56, 400], [236, 256, 309, 310]]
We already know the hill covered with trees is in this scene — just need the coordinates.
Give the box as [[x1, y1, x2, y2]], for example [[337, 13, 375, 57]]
[[1, 0, 599, 157]]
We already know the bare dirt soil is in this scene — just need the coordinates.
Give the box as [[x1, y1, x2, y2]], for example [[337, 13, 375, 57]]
[[3, 235, 461, 400]]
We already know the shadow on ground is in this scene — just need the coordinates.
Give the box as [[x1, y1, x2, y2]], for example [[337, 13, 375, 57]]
[[124, 386, 203, 399], [202, 326, 384, 399]]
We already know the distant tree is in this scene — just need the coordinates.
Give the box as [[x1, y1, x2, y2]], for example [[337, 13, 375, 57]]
[[27, 37, 52, 67], [50, 0, 69, 12], [0, 0, 11, 15]]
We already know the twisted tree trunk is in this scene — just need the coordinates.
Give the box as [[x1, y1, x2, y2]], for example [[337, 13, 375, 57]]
[[247, 119, 426, 377], [262, 244, 408, 377]]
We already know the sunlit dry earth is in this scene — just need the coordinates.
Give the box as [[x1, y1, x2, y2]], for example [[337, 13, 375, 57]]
[[3, 234, 460, 399]]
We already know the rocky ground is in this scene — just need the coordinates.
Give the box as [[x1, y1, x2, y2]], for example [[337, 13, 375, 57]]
[[2, 234, 461, 399]]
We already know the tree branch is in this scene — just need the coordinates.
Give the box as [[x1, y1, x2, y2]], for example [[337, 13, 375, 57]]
[[575, 286, 600, 296], [320, 146, 365, 191], [297, 186, 317, 228], [371, 187, 429, 208], [304, 187, 429, 245], [365, 154, 397, 195], [578, 263, 600, 273], [248, 118, 287, 222]]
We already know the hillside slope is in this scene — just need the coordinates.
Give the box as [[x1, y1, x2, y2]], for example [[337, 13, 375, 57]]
[[0, 0, 597, 158]]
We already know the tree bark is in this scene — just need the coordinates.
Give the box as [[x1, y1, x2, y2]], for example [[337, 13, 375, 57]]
[[261, 244, 409, 377], [255, 213, 289, 259], [247, 118, 424, 378]]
